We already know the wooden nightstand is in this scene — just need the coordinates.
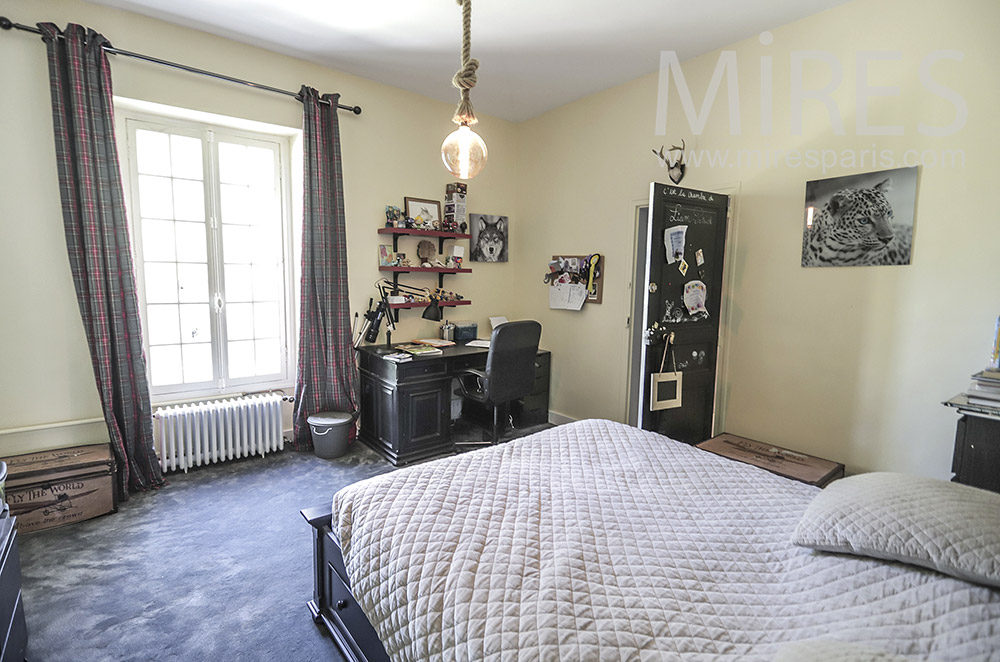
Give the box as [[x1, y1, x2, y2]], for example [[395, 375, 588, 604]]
[[697, 433, 845, 487]]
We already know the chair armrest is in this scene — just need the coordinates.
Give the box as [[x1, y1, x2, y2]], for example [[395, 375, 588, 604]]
[[456, 368, 489, 401]]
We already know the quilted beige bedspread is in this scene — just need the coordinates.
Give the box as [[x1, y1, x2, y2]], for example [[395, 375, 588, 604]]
[[332, 419, 1000, 661]]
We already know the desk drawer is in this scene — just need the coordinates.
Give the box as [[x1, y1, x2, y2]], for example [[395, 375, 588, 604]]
[[397, 361, 448, 380]]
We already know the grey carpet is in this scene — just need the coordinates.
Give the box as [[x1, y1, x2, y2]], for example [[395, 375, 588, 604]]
[[18, 421, 551, 661]]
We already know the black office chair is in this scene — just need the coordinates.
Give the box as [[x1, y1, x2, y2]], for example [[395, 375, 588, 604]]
[[455, 320, 542, 445]]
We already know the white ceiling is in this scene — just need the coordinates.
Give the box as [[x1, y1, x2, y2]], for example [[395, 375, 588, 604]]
[[86, 0, 850, 122]]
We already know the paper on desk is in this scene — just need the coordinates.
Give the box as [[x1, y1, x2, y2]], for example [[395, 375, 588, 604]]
[[466, 339, 491, 348]]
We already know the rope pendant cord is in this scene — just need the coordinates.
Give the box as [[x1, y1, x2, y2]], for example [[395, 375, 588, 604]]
[[451, 0, 478, 125]]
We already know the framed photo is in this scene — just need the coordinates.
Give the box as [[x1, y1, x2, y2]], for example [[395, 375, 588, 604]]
[[378, 245, 396, 267], [404, 197, 441, 227], [650, 371, 683, 411], [801, 166, 917, 267], [470, 213, 509, 262]]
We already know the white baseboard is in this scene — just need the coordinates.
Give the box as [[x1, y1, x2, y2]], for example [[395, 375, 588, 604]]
[[548, 410, 576, 426]]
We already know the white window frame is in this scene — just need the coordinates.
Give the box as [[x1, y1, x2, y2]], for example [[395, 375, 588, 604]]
[[116, 100, 300, 403]]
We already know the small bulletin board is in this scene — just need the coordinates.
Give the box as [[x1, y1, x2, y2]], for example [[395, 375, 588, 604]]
[[551, 254, 604, 304]]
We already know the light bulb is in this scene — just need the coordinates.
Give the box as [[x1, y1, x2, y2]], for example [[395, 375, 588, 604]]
[[441, 123, 487, 180]]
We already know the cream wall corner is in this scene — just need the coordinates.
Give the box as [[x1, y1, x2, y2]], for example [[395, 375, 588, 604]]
[[513, 0, 1000, 478]]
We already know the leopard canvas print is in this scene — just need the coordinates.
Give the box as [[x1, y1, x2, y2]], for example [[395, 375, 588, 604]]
[[802, 166, 917, 267]]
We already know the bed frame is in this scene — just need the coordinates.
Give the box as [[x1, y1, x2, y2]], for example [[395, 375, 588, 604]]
[[301, 505, 391, 662]]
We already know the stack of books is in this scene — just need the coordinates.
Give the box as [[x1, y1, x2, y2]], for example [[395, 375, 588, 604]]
[[383, 352, 413, 363], [396, 343, 442, 356], [967, 368, 1000, 407]]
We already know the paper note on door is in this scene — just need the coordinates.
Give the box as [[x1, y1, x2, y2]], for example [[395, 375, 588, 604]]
[[664, 225, 687, 264]]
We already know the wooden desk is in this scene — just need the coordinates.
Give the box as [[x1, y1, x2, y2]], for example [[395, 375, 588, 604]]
[[357, 343, 551, 466]]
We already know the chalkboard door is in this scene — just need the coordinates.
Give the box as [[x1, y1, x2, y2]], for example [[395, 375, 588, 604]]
[[639, 183, 729, 443]]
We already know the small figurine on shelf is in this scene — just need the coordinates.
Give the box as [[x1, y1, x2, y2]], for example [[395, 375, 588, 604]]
[[385, 205, 402, 227], [404, 216, 416, 229], [459, 221, 468, 234], [417, 240, 436, 268]]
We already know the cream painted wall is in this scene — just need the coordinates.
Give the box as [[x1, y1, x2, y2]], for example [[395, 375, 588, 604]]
[[3, 0, 996, 479], [0, 0, 521, 454], [513, 0, 1000, 477]]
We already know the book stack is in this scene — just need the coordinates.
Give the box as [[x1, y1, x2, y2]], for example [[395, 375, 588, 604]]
[[396, 343, 443, 356], [967, 368, 1000, 407], [383, 352, 413, 363]]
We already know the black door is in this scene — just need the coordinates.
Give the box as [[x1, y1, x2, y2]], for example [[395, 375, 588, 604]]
[[639, 183, 729, 443]]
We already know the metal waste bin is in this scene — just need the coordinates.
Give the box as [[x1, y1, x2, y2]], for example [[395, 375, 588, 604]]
[[307, 411, 354, 459]]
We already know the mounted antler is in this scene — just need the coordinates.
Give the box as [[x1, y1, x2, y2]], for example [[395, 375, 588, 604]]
[[667, 139, 686, 167]]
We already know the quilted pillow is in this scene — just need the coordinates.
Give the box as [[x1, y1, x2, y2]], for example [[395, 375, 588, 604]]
[[792, 472, 1000, 588]]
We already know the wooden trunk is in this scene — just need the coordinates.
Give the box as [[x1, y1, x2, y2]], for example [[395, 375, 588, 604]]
[[697, 434, 845, 487], [3, 444, 118, 534]]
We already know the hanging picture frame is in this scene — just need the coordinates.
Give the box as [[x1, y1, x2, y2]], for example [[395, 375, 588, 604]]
[[801, 166, 917, 268]]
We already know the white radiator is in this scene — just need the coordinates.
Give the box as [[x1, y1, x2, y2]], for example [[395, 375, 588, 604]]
[[154, 393, 284, 473]]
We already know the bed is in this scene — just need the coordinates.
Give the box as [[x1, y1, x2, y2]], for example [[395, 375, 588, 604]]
[[303, 419, 1000, 661]]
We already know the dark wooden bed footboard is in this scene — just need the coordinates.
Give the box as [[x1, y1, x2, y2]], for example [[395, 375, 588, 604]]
[[301, 505, 391, 662]]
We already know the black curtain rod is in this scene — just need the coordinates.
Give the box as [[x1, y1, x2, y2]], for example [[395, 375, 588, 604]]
[[0, 16, 362, 115]]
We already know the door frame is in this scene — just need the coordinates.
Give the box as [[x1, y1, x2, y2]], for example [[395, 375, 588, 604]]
[[623, 181, 742, 433]]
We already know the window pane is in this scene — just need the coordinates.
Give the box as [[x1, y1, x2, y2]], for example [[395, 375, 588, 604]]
[[253, 302, 280, 338], [225, 265, 253, 302], [251, 263, 279, 301], [227, 340, 255, 378], [174, 221, 207, 263], [218, 142, 248, 185], [172, 178, 205, 222], [181, 343, 213, 383], [179, 303, 211, 344], [220, 184, 251, 224], [223, 225, 254, 264], [177, 263, 209, 303], [135, 130, 171, 176], [246, 145, 275, 186], [170, 134, 203, 180], [247, 186, 277, 226], [138, 175, 173, 219], [144, 263, 178, 303], [227, 303, 254, 341], [255, 338, 281, 375], [145, 304, 180, 345], [149, 345, 182, 386], [141, 219, 175, 262], [252, 225, 281, 263]]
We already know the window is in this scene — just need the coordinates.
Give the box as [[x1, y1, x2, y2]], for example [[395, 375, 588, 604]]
[[120, 108, 296, 399]]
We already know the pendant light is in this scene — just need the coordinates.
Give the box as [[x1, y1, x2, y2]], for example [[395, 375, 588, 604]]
[[441, 0, 487, 180]]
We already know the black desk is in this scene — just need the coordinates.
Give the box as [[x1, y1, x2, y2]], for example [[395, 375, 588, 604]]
[[357, 343, 551, 466]]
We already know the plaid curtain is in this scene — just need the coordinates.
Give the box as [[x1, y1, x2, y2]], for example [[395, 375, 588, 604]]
[[292, 87, 359, 449], [40, 23, 164, 499]]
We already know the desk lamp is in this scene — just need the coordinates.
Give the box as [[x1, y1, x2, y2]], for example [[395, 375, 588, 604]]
[[355, 279, 440, 352]]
